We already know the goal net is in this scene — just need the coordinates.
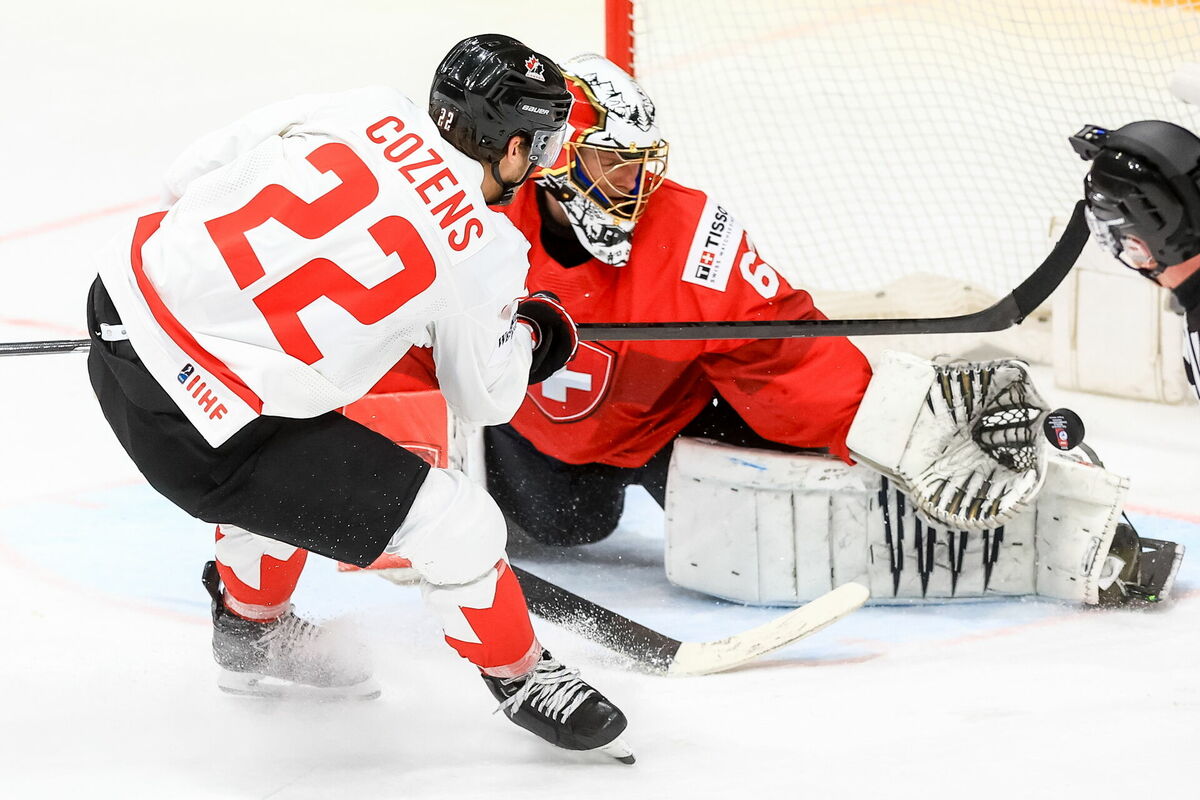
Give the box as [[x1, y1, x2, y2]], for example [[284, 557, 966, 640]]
[[606, 0, 1200, 341]]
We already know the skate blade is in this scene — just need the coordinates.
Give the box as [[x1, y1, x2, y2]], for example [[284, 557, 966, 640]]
[[217, 669, 382, 702], [595, 737, 636, 765]]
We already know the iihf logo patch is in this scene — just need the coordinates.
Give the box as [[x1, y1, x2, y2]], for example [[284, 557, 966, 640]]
[[525, 55, 545, 82], [178, 363, 194, 384]]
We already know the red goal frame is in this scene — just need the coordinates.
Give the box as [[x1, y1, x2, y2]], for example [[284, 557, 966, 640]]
[[605, 0, 635, 74]]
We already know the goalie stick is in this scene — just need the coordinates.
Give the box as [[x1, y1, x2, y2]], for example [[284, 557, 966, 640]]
[[0, 201, 1087, 356], [510, 566, 868, 676]]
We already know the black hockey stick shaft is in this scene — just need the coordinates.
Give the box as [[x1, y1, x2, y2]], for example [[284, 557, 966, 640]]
[[576, 200, 1088, 342], [0, 201, 1087, 356], [511, 564, 680, 674]]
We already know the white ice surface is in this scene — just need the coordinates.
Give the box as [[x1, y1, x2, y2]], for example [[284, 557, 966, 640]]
[[1, 3, 1198, 798]]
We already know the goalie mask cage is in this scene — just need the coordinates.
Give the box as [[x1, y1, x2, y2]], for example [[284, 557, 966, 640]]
[[605, 0, 1200, 347]]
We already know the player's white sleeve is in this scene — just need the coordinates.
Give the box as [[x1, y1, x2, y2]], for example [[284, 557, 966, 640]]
[[162, 92, 332, 201], [430, 298, 534, 426]]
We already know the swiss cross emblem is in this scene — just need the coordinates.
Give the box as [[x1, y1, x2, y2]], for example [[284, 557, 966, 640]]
[[699, 251, 716, 266], [525, 55, 545, 82], [527, 341, 615, 422]]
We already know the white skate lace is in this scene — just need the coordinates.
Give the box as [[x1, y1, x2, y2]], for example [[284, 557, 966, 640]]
[[496, 657, 595, 723], [258, 611, 323, 657]]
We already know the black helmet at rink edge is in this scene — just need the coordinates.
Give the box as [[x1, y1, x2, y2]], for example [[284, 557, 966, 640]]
[[1072, 120, 1200, 278]]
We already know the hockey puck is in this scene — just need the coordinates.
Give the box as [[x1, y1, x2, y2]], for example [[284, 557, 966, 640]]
[[1043, 408, 1085, 451]]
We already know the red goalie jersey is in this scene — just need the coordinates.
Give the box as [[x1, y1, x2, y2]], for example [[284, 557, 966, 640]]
[[499, 180, 872, 468]]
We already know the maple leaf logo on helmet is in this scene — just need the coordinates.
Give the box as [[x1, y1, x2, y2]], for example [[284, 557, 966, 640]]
[[525, 55, 545, 81]]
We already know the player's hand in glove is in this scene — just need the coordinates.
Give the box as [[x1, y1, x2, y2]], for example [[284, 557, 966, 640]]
[[515, 292, 579, 384]]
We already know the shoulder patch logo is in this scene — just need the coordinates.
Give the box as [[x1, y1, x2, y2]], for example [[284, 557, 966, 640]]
[[681, 199, 743, 292]]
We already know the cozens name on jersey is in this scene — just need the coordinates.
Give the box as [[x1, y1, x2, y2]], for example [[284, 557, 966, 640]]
[[365, 116, 485, 252]]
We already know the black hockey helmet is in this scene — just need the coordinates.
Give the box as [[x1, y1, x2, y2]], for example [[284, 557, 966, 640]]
[[1071, 121, 1200, 278], [430, 34, 573, 202]]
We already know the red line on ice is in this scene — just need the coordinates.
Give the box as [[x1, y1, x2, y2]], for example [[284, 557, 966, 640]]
[[1125, 503, 1200, 525], [0, 196, 157, 243], [0, 317, 86, 337]]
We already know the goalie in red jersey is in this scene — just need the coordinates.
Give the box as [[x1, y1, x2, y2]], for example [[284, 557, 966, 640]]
[[485, 52, 873, 546], [473, 55, 1178, 610]]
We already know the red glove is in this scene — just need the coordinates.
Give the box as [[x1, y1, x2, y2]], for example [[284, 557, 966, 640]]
[[515, 292, 579, 384]]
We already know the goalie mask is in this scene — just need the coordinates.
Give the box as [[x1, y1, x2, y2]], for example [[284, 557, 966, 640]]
[[1071, 121, 1200, 280], [536, 53, 669, 265]]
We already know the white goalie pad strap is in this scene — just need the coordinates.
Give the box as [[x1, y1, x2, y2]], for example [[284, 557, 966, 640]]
[[664, 438, 1128, 606], [846, 351, 1049, 531]]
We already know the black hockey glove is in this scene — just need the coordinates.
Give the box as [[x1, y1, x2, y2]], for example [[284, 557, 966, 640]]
[[515, 292, 579, 384]]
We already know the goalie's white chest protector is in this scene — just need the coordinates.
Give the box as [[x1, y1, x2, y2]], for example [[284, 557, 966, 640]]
[[99, 87, 533, 446]]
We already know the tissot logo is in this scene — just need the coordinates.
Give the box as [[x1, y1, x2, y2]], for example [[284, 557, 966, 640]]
[[527, 342, 615, 422], [682, 200, 740, 292]]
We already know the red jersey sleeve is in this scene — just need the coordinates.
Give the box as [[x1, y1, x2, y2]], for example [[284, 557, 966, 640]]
[[697, 234, 872, 462]]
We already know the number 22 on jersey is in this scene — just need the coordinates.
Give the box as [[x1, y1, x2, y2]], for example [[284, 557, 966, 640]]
[[204, 142, 436, 365]]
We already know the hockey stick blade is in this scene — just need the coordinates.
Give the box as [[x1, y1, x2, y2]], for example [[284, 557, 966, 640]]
[[2, 202, 1086, 355], [512, 565, 869, 676], [576, 200, 1089, 342]]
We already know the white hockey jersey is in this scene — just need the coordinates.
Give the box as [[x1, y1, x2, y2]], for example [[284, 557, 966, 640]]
[[98, 86, 534, 446]]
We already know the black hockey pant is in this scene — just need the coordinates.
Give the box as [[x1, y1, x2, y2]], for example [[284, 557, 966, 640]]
[[85, 277, 429, 567]]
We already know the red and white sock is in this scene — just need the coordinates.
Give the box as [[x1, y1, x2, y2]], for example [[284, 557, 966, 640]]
[[423, 559, 541, 678], [213, 524, 308, 622]]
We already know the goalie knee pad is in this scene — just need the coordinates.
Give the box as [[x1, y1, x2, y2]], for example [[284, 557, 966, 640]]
[[846, 351, 1049, 531], [664, 438, 1130, 605]]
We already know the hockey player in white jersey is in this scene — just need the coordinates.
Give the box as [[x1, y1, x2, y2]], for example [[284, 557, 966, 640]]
[[85, 34, 633, 762]]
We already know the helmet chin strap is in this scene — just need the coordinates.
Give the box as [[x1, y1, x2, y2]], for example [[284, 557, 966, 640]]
[[490, 160, 537, 206]]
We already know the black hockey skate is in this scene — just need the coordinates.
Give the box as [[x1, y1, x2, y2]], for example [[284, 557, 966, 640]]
[[483, 649, 634, 764], [1097, 523, 1185, 606], [201, 561, 380, 700]]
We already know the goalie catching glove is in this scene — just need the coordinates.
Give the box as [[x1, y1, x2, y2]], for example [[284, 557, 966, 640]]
[[515, 292, 579, 385], [846, 351, 1049, 531]]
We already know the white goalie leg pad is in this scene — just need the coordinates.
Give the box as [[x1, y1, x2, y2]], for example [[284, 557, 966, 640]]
[[664, 438, 1129, 605], [665, 439, 878, 605], [1033, 456, 1130, 603], [845, 350, 1049, 531]]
